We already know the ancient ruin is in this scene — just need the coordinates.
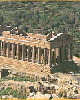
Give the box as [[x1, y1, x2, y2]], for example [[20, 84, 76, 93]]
[[0, 26, 73, 67]]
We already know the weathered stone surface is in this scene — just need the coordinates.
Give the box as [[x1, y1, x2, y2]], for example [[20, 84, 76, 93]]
[[38, 47, 41, 64], [0, 32, 73, 67], [17, 43, 20, 60], [32, 46, 35, 63], [22, 44, 25, 61], [12, 43, 15, 59], [7, 42, 10, 58], [3, 41, 6, 57]]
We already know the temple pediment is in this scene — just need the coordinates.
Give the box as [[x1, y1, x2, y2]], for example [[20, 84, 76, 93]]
[[49, 33, 73, 49]]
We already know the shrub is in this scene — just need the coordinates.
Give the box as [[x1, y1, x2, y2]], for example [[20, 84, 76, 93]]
[[0, 87, 12, 96]]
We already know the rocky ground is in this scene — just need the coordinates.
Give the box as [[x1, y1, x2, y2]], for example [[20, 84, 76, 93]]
[[0, 56, 80, 99], [73, 56, 80, 66]]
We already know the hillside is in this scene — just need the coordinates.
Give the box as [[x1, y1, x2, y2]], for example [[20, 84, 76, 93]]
[[0, 1, 80, 57]]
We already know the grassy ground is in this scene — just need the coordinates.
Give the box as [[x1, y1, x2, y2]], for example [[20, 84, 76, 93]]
[[0, 76, 37, 82]]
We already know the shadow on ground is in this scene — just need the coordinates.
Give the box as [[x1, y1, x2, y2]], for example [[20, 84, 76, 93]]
[[51, 61, 80, 74]]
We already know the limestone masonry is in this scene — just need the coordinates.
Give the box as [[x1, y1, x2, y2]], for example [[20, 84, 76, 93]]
[[0, 26, 73, 67]]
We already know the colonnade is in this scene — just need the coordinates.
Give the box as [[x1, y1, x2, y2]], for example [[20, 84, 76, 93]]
[[0, 40, 73, 66], [52, 44, 73, 65]]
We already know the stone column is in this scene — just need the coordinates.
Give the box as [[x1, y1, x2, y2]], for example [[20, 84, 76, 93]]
[[32, 46, 35, 63], [61, 45, 65, 62], [44, 48, 47, 64], [57, 48, 60, 64], [70, 44, 73, 60], [17, 43, 20, 60], [3, 41, 6, 57], [12, 43, 15, 59], [65, 45, 68, 61], [7, 42, 10, 58], [0, 40, 1, 56], [27, 45, 30, 62], [59, 47, 62, 63], [48, 49, 52, 67], [38, 47, 41, 64], [22, 44, 25, 61], [36, 49, 38, 61], [52, 50, 54, 64], [53, 49, 56, 65], [1, 42, 3, 55], [25, 46, 27, 58]]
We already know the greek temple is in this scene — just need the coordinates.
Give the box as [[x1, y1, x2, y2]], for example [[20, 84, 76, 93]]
[[0, 29, 73, 67]]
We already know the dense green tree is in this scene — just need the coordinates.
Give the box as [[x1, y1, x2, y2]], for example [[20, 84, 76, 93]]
[[0, 1, 80, 57]]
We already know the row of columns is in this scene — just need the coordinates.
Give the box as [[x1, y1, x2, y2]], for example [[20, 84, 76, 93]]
[[0, 40, 73, 67], [52, 44, 73, 65]]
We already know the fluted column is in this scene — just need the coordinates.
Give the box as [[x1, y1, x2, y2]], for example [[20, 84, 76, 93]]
[[59, 47, 62, 63], [17, 43, 20, 60], [32, 46, 35, 63], [61, 45, 65, 62], [27, 45, 30, 62], [70, 44, 73, 60], [22, 44, 25, 61], [3, 41, 6, 57], [48, 49, 52, 67], [7, 42, 10, 58], [0, 40, 1, 56], [53, 49, 56, 65], [44, 48, 47, 64], [38, 47, 41, 64], [65, 46, 68, 61], [12, 43, 15, 59], [57, 48, 60, 64]]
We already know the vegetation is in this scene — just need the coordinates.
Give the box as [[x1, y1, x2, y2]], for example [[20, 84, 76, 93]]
[[0, 87, 12, 96], [0, 76, 36, 82], [0, 87, 27, 99], [0, 1, 80, 57]]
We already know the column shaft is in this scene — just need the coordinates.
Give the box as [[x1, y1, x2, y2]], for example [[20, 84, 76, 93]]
[[22, 44, 25, 61], [27, 45, 30, 62], [65, 46, 68, 61], [44, 48, 47, 64], [38, 47, 41, 64], [53, 49, 56, 65], [32, 46, 35, 63], [3, 41, 6, 57], [48, 49, 52, 67], [17, 44, 20, 60], [61, 45, 65, 62], [7, 42, 10, 58], [57, 48, 60, 64], [0, 41, 1, 56], [12, 43, 15, 59]]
